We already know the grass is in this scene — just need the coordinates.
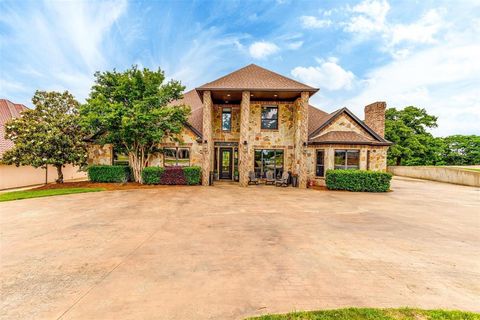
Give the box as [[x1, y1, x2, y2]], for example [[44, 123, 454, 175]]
[[462, 168, 480, 172], [246, 308, 480, 320], [0, 188, 105, 202]]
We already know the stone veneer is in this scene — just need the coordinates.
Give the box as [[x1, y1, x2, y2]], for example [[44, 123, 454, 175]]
[[87, 144, 113, 165], [239, 91, 251, 187], [305, 145, 388, 186], [202, 91, 213, 186], [364, 101, 386, 138]]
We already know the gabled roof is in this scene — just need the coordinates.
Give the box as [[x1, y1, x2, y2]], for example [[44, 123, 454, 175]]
[[196, 64, 318, 93], [0, 99, 29, 156], [174, 90, 329, 139], [308, 107, 392, 145]]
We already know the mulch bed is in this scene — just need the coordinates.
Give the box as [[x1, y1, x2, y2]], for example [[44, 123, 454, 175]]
[[32, 181, 183, 191]]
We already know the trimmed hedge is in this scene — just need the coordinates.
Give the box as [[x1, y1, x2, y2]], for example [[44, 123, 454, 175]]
[[142, 167, 164, 185], [325, 169, 392, 192], [142, 166, 201, 185], [183, 166, 201, 185], [88, 165, 132, 183]]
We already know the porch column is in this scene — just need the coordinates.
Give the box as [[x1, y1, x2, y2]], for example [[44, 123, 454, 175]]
[[202, 91, 213, 186], [239, 91, 251, 187], [294, 91, 309, 188]]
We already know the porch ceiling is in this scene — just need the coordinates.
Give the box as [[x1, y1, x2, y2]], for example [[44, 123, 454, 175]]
[[199, 89, 307, 104]]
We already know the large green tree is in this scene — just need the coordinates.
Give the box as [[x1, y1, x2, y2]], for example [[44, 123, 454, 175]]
[[442, 135, 480, 165], [385, 106, 442, 166], [80, 66, 190, 183], [2, 91, 87, 183]]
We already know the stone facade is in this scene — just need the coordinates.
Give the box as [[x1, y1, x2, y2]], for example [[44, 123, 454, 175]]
[[202, 91, 213, 186], [87, 144, 113, 165], [212, 104, 240, 142], [306, 145, 388, 186], [311, 113, 370, 138], [364, 101, 386, 138], [239, 91, 251, 187]]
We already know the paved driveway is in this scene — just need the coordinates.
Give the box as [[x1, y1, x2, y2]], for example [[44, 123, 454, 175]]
[[1, 177, 479, 319]]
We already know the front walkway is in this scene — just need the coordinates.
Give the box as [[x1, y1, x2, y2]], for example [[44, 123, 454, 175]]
[[1, 178, 479, 319]]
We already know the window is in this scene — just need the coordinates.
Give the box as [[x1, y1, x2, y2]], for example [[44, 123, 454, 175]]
[[222, 108, 231, 131], [261, 106, 278, 129], [113, 150, 129, 166], [254, 149, 284, 178], [164, 147, 190, 167], [334, 149, 360, 170], [316, 150, 325, 177]]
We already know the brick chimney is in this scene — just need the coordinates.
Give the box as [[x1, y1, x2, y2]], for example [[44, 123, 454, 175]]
[[364, 101, 386, 138]]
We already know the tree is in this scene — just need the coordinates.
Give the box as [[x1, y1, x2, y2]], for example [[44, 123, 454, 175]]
[[442, 135, 480, 165], [385, 106, 442, 166], [80, 66, 190, 183], [2, 91, 87, 183]]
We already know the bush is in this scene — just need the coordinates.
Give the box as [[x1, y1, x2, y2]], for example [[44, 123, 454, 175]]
[[325, 169, 392, 192], [88, 165, 131, 183], [142, 167, 164, 184], [141, 166, 201, 185], [183, 166, 201, 185]]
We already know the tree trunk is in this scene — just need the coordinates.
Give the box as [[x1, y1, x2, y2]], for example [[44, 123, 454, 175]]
[[396, 157, 402, 166], [55, 165, 64, 183], [129, 152, 145, 183]]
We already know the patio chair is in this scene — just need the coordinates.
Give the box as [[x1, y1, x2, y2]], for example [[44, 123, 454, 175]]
[[265, 171, 275, 185], [248, 171, 259, 185], [275, 171, 289, 187]]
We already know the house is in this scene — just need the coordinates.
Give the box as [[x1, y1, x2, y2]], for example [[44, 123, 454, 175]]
[[89, 64, 392, 187], [0, 99, 86, 190]]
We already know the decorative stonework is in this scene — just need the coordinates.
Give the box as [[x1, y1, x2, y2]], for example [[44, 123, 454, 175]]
[[87, 144, 113, 165], [312, 113, 372, 139], [202, 91, 213, 186], [239, 91, 251, 187], [151, 127, 203, 167], [364, 101, 386, 138], [294, 92, 309, 188], [212, 104, 240, 142]]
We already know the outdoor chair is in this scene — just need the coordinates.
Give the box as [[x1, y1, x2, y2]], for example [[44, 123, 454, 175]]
[[265, 171, 275, 185], [275, 171, 289, 187], [248, 171, 259, 185]]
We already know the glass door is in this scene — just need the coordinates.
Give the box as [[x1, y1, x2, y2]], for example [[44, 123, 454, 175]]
[[219, 148, 233, 180]]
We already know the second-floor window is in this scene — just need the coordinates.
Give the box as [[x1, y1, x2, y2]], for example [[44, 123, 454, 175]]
[[261, 106, 278, 129], [222, 108, 231, 131]]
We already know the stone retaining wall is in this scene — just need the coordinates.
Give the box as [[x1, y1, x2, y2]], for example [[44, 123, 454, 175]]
[[388, 166, 480, 187]]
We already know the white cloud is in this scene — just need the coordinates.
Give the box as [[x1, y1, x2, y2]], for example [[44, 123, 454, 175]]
[[286, 40, 303, 50], [248, 41, 280, 59], [345, 39, 480, 136], [345, 0, 390, 33], [300, 16, 332, 29], [389, 9, 443, 46], [291, 57, 355, 91]]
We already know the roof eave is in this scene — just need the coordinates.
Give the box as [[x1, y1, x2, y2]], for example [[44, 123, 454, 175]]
[[307, 141, 393, 146]]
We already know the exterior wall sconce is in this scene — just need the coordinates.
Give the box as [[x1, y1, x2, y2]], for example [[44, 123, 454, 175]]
[[203, 140, 208, 144], [243, 140, 248, 145], [303, 142, 307, 147]]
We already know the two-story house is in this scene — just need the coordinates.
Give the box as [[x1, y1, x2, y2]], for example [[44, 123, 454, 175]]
[[89, 64, 392, 188]]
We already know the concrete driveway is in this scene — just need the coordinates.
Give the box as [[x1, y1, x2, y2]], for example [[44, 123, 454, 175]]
[[1, 177, 479, 319]]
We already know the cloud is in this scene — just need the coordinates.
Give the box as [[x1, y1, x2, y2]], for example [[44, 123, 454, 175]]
[[300, 16, 331, 29], [345, 39, 480, 136], [286, 40, 303, 50], [389, 9, 443, 46], [291, 57, 355, 91], [248, 41, 280, 59], [345, 0, 390, 33]]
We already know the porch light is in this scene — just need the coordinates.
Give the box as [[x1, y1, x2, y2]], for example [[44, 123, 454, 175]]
[[227, 94, 231, 97], [303, 142, 307, 147], [203, 140, 208, 143], [274, 94, 278, 97], [250, 94, 254, 97], [225, 100, 229, 103], [243, 140, 248, 145]]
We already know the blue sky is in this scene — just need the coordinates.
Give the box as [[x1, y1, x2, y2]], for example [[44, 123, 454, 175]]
[[1, 0, 479, 136]]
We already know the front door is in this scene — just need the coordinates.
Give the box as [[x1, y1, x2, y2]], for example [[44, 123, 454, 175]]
[[219, 148, 232, 180]]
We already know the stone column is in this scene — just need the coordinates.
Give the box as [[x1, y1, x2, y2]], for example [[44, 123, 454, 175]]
[[202, 91, 213, 186], [239, 91, 251, 187], [294, 91, 309, 188]]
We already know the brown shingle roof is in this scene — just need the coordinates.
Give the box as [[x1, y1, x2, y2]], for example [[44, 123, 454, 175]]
[[0, 99, 28, 156], [309, 130, 391, 145], [196, 64, 318, 92], [173, 90, 329, 138]]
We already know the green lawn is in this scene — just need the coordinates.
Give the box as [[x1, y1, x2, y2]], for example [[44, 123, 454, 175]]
[[462, 168, 480, 172], [246, 308, 480, 320], [0, 188, 105, 202]]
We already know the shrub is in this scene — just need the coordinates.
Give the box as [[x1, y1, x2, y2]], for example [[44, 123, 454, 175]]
[[160, 166, 186, 185], [142, 167, 164, 185], [325, 169, 392, 192], [141, 166, 201, 185], [183, 166, 201, 185], [88, 165, 131, 183]]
